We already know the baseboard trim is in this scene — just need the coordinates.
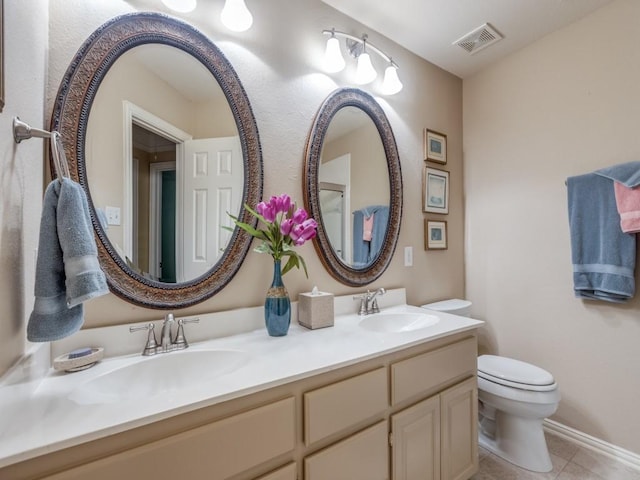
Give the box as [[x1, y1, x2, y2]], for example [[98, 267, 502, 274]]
[[544, 419, 640, 472]]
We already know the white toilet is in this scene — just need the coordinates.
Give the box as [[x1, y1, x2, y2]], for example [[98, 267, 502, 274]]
[[422, 299, 561, 473]]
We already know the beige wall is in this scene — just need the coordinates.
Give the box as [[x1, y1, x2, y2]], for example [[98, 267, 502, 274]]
[[0, 0, 464, 374], [0, 1, 48, 374], [464, 0, 640, 454], [37, 0, 464, 329]]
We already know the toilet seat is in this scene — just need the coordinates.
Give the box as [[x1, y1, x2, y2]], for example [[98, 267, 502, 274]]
[[478, 355, 557, 392]]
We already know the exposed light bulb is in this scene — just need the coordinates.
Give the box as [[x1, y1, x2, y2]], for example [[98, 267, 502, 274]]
[[324, 36, 345, 73], [382, 63, 403, 95], [161, 0, 197, 13], [221, 0, 253, 32], [355, 52, 377, 84]]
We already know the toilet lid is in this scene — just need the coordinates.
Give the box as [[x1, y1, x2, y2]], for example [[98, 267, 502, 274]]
[[478, 355, 555, 389]]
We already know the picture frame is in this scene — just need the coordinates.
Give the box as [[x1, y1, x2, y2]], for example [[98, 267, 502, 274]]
[[423, 166, 449, 214], [424, 129, 447, 164], [425, 220, 448, 250]]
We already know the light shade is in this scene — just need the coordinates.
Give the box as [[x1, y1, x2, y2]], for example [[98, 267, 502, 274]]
[[161, 0, 197, 13], [221, 0, 253, 32], [355, 52, 377, 84], [324, 36, 345, 73], [382, 64, 403, 95]]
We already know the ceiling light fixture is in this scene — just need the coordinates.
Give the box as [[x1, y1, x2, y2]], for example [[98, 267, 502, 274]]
[[161, 0, 197, 13], [221, 0, 253, 32], [321, 29, 402, 94]]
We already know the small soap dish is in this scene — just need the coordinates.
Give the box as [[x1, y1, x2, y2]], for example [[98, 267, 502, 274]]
[[53, 347, 104, 373]]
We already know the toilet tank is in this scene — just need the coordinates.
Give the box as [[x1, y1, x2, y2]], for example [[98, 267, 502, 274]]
[[421, 299, 472, 317]]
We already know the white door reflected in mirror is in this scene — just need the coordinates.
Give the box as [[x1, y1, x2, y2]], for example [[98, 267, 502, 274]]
[[85, 44, 243, 284]]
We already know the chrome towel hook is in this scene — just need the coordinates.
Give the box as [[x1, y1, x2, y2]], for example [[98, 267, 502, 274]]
[[13, 116, 70, 182], [13, 116, 52, 144]]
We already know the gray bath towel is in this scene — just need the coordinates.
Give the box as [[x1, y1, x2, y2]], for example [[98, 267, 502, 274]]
[[27, 179, 108, 342], [567, 172, 635, 303], [595, 161, 640, 188]]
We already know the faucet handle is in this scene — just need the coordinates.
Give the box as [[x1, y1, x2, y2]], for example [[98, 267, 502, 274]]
[[129, 323, 158, 356], [353, 293, 368, 315], [174, 318, 200, 350], [370, 298, 380, 314]]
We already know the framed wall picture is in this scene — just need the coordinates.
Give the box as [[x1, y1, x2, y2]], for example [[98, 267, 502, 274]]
[[425, 220, 448, 250], [423, 166, 449, 214], [424, 129, 447, 164]]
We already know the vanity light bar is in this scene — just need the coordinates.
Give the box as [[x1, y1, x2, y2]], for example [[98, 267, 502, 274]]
[[322, 29, 403, 95]]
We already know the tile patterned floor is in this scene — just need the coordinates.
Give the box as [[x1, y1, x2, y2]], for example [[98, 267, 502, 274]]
[[471, 431, 640, 480]]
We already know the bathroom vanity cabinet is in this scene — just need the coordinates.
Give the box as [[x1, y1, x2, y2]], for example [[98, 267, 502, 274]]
[[3, 331, 478, 480]]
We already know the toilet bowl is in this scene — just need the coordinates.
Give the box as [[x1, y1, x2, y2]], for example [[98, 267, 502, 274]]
[[421, 300, 561, 473], [477, 354, 560, 472]]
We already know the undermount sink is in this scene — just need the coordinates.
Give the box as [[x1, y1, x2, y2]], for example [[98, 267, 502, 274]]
[[69, 349, 249, 405], [359, 312, 439, 333]]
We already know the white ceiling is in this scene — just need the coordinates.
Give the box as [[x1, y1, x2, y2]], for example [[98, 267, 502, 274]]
[[321, 0, 615, 78]]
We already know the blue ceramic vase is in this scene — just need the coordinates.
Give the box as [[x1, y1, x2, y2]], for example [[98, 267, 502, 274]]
[[264, 259, 291, 336]]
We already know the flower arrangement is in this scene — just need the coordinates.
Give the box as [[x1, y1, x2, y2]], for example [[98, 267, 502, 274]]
[[229, 194, 318, 277]]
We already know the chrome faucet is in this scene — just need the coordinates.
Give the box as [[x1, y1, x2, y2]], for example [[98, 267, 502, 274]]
[[130, 314, 200, 356], [354, 287, 386, 315], [160, 313, 176, 353]]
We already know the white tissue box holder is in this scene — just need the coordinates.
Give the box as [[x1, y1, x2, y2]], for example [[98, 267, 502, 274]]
[[298, 291, 334, 329]]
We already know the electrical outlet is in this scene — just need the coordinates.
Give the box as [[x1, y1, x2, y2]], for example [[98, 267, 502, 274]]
[[105, 206, 121, 226], [404, 246, 413, 267]]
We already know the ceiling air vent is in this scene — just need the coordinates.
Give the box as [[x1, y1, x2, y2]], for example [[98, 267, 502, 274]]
[[453, 23, 503, 55]]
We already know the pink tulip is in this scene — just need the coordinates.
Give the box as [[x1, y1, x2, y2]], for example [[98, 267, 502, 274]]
[[256, 201, 275, 222], [280, 218, 294, 236], [291, 219, 317, 246], [270, 194, 291, 215], [292, 207, 308, 224]]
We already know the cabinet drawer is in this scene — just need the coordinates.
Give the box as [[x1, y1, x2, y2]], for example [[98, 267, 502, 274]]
[[304, 421, 389, 480], [255, 462, 297, 480], [304, 367, 387, 445], [391, 337, 476, 405], [45, 397, 296, 480]]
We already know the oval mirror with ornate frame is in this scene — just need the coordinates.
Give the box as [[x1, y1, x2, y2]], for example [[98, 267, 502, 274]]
[[303, 88, 402, 286], [50, 12, 263, 309]]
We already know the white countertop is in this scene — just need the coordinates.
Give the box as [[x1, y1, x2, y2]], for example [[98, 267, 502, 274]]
[[0, 294, 483, 468]]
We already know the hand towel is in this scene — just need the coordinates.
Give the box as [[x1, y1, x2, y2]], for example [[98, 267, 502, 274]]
[[27, 179, 108, 342], [363, 213, 374, 241], [595, 161, 640, 233], [566, 173, 635, 303], [58, 179, 109, 306], [613, 181, 640, 233]]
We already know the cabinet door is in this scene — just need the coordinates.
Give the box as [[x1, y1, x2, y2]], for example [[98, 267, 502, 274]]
[[391, 395, 440, 480], [440, 377, 478, 480], [304, 421, 388, 480]]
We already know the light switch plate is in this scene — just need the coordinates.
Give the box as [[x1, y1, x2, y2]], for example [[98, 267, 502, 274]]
[[105, 206, 121, 226], [404, 246, 413, 267]]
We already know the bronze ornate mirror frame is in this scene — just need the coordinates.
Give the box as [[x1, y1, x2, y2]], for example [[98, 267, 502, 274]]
[[50, 12, 263, 309], [303, 88, 402, 286]]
